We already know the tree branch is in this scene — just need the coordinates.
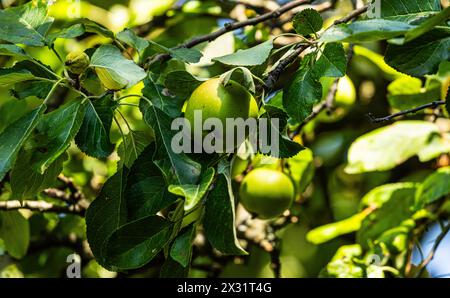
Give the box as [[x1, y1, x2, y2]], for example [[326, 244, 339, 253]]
[[180, 0, 312, 48], [263, 43, 310, 91], [367, 101, 446, 123], [0, 200, 86, 216], [416, 223, 450, 277], [333, 4, 369, 25], [145, 0, 313, 67]]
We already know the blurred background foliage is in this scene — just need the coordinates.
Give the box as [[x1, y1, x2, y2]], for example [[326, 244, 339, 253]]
[[0, 0, 449, 278]]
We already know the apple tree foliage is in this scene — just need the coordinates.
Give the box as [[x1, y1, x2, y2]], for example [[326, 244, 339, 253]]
[[0, 0, 449, 278]]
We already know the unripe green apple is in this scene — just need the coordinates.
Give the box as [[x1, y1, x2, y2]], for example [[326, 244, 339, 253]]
[[184, 78, 259, 150], [65, 51, 90, 75], [239, 168, 295, 219]]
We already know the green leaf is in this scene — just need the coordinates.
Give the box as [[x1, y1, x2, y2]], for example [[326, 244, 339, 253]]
[[90, 45, 147, 89], [259, 105, 304, 158], [219, 67, 256, 93], [117, 130, 153, 169], [360, 183, 417, 208], [105, 215, 173, 270], [122, 33, 202, 63], [75, 95, 117, 159], [143, 73, 185, 118], [8, 61, 57, 100], [405, 7, 450, 42], [353, 45, 405, 79], [78, 18, 115, 39], [293, 8, 323, 36], [286, 148, 314, 194], [10, 152, 67, 201], [46, 19, 115, 42], [306, 211, 369, 245], [86, 169, 129, 268], [213, 39, 273, 66], [46, 23, 85, 43], [203, 162, 247, 255], [375, 219, 415, 254], [0, 211, 29, 259], [283, 67, 322, 123], [125, 144, 178, 220], [160, 256, 190, 278], [385, 28, 450, 77], [345, 121, 442, 174], [169, 167, 215, 211], [0, 68, 35, 87], [30, 101, 86, 173], [0, 2, 53, 46], [313, 43, 347, 78], [0, 105, 46, 181], [320, 20, 414, 43], [387, 76, 441, 110], [379, 0, 442, 24], [140, 101, 201, 185], [164, 71, 204, 97], [11, 81, 53, 101], [170, 225, 196, 267], [116, 28, 149, 55], [357, 185, 417, 249], [170, 47, 203, 64], [416, 167, 450, 207], [0, 44, 29, 60]]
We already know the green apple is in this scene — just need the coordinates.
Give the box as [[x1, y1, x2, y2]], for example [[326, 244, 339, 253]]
[[184, 78, 259, 150], [239, 168, 295, 219]]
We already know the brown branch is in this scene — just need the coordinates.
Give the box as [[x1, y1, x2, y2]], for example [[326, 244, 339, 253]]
[[368, 101, 446, 123], [179, 0, 312, 48], [333, 4, 369, 25], [145, 0, 313, 67], [0, 200, 86, 216], [263, 43, 310, 91], [57, 174, 85, 203]]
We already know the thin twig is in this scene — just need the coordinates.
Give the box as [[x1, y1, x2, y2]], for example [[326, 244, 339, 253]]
[[179, 0, 312, 49], [368, 101, 445, 123], [416, 223, 450, 277], [333, 4, 369, 25]]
